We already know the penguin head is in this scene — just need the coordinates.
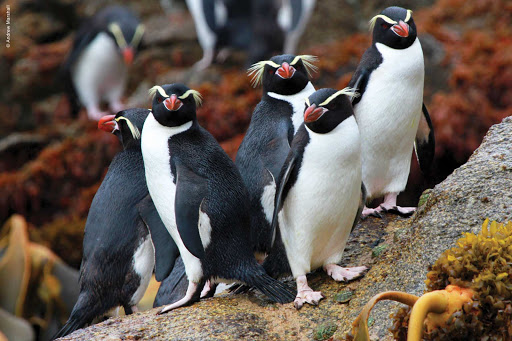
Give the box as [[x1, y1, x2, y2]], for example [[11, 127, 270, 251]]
[[248, 54, 318, 95], [303, 88, 358, 134], [98, 108, 149, 149], [106, 8, 144, 65], [148, 83, 203, 127], [369, 7, 417, 49]]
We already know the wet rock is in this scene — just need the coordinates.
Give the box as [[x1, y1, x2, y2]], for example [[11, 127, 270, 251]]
[[59, 117, 512, 340]]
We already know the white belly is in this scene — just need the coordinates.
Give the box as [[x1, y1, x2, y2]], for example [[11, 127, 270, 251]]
[[71, 33, 127, 108], [268, 81, 316, 134], [141, 115, 203, 282], [278, 117, 362, 277], [129, 235, 155, 305], [355, 38, 424, 198]]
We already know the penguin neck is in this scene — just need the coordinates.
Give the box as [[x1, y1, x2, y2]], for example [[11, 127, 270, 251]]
[[144, 113, 195, 138], [266, 82, 316, 134]]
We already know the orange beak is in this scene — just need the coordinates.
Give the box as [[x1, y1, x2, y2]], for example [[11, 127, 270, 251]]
[[98, 114, 117, 133], [304, 104, 327, 123], [163, 94, 183, 111], [122, 47, 134, 65], [392, 20, 409, 37], [276, 62, 296, 79]]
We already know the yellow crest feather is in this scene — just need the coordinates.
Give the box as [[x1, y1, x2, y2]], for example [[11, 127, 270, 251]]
[[108, 22, 127, 48], [292, 55, 319, 78], [319, 87, 359, 106], [247, 60, 281, 87], [148, 86, 169, 100], [179, 89, 203, 106], [368, 14, 397, 31], [115, 116, 141, 140]]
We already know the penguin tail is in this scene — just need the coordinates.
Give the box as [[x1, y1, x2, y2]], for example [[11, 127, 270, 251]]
[[52, 293, 100, 339], [242, 265, 295, 304]]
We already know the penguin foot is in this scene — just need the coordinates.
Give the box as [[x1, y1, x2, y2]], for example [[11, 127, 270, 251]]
[[294, 290, 324, 309], [361, 206, 383, 219], [379, 204, 416, 217], [200, 280, 217, 298], [157, 281, 201, 314], [324, 264, 368, 282], [294, 275, 324, 309]]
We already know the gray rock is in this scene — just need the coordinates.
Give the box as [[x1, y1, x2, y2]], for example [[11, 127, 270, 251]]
[[57, 122, 512, 339]]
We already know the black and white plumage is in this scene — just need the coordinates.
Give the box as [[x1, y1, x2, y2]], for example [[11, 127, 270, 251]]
[[270, 88, 367, 309], [183, 0, 316, 69], [61, 6, 144, 121], [140, 83, 295, 313], [235, 54, 317, 261], [54, 108, 175, 338], [349, 6, 435, 218]]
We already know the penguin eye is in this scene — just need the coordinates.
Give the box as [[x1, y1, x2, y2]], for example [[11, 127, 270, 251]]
[[268, 69, 274, 75], [157, 97, 163, 103], [381, 22, 390, 29]]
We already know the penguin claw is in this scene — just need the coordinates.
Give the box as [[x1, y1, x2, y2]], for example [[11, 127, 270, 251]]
[[380, 205, 415, 217], [361, 207, 383, 219], [324, 264, 368, 282], [293, 290, 324, 310]]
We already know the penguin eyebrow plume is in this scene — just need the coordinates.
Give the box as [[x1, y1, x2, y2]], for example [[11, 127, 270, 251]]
[[247, 60, 281, 87], [319, 87, 359, 106], [130, 24, 145, 47], [108, 22, 127, 48], [115, 116, 141, 139], [148, 86, 169, 100], [405, 9, 413, 22], [369, 15, 397, 31], [178, 89, 203, 106], [290, 55, 319, 78], [305, 98, 311, 107]]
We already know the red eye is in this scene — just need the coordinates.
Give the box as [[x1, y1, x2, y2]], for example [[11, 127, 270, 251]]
[[157, 97, 163, 103], [381, 23, 390, 29], [268, 69, 274, 75]]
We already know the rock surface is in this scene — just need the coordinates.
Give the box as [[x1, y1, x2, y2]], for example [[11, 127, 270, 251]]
[[58, 116, 512, 340]]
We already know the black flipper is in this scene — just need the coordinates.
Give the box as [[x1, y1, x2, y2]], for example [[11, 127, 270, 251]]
[[175, 159, 208, 259], [349, 68, 370, 105], [52, 293, 100, 339], [351, 183, 367, 232], [270, 152, 297, 247], [414, 103, 435, 174], [137, 194, 179, 282]]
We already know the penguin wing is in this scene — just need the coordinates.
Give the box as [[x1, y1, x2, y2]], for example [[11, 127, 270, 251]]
[[175, 159, 208, 259], [262, 133, 292, 180], [62, 21, 101, 73], [269, 150, 297, 247], [414, 103, 435, 174], [137, 195, 180, 282], [349, 45, 383, 105], [351, 183, 367, 233], [349, 68, 370, 105]]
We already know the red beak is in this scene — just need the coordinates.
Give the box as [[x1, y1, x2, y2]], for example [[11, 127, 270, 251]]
[[98, 114, 117, 133], [164, 94, 183, 111], [276, 62, 296, 79], [122, 47, 134, 65], [304, 104, 327, 123], [392, 20, 409, 37]]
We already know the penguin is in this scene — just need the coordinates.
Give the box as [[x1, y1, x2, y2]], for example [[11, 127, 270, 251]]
[[61, 6, 145, 121], [183, 0, 316, 68], [348, 6, 435, 218], [53, 108, 176, 338], [235, 54, 317, 262], [140, 83, 295, 313], [270, 88, 367, 309]]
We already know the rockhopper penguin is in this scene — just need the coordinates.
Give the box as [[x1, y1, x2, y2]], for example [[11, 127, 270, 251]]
[[54, 108, 176, 338], [235, 54, 317, 262], [349, 6, 435, 218], [61, 6, 144, 121], [270, 88, 367, 309], [140, 83, 295, 313]]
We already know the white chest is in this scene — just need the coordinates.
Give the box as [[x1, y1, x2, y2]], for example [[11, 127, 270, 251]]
[[71, 33, 126, 98], [268, 82, 316, 134], [279, 118, 362, 264], [355, 38, 424, 136]]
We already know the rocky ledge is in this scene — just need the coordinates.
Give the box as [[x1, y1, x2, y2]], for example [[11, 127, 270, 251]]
[[59, 116, 512, 341]]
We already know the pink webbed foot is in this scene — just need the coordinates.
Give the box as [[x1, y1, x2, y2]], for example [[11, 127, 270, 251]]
[[324, 264, 368, 282], [294, 275, 324, 309], [379, 192, 416, 217], [361, 206, 383, 219], [158, 281, 202, 315]]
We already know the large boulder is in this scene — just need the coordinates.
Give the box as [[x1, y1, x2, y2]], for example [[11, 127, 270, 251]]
[[58, 116, 512, 340]]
